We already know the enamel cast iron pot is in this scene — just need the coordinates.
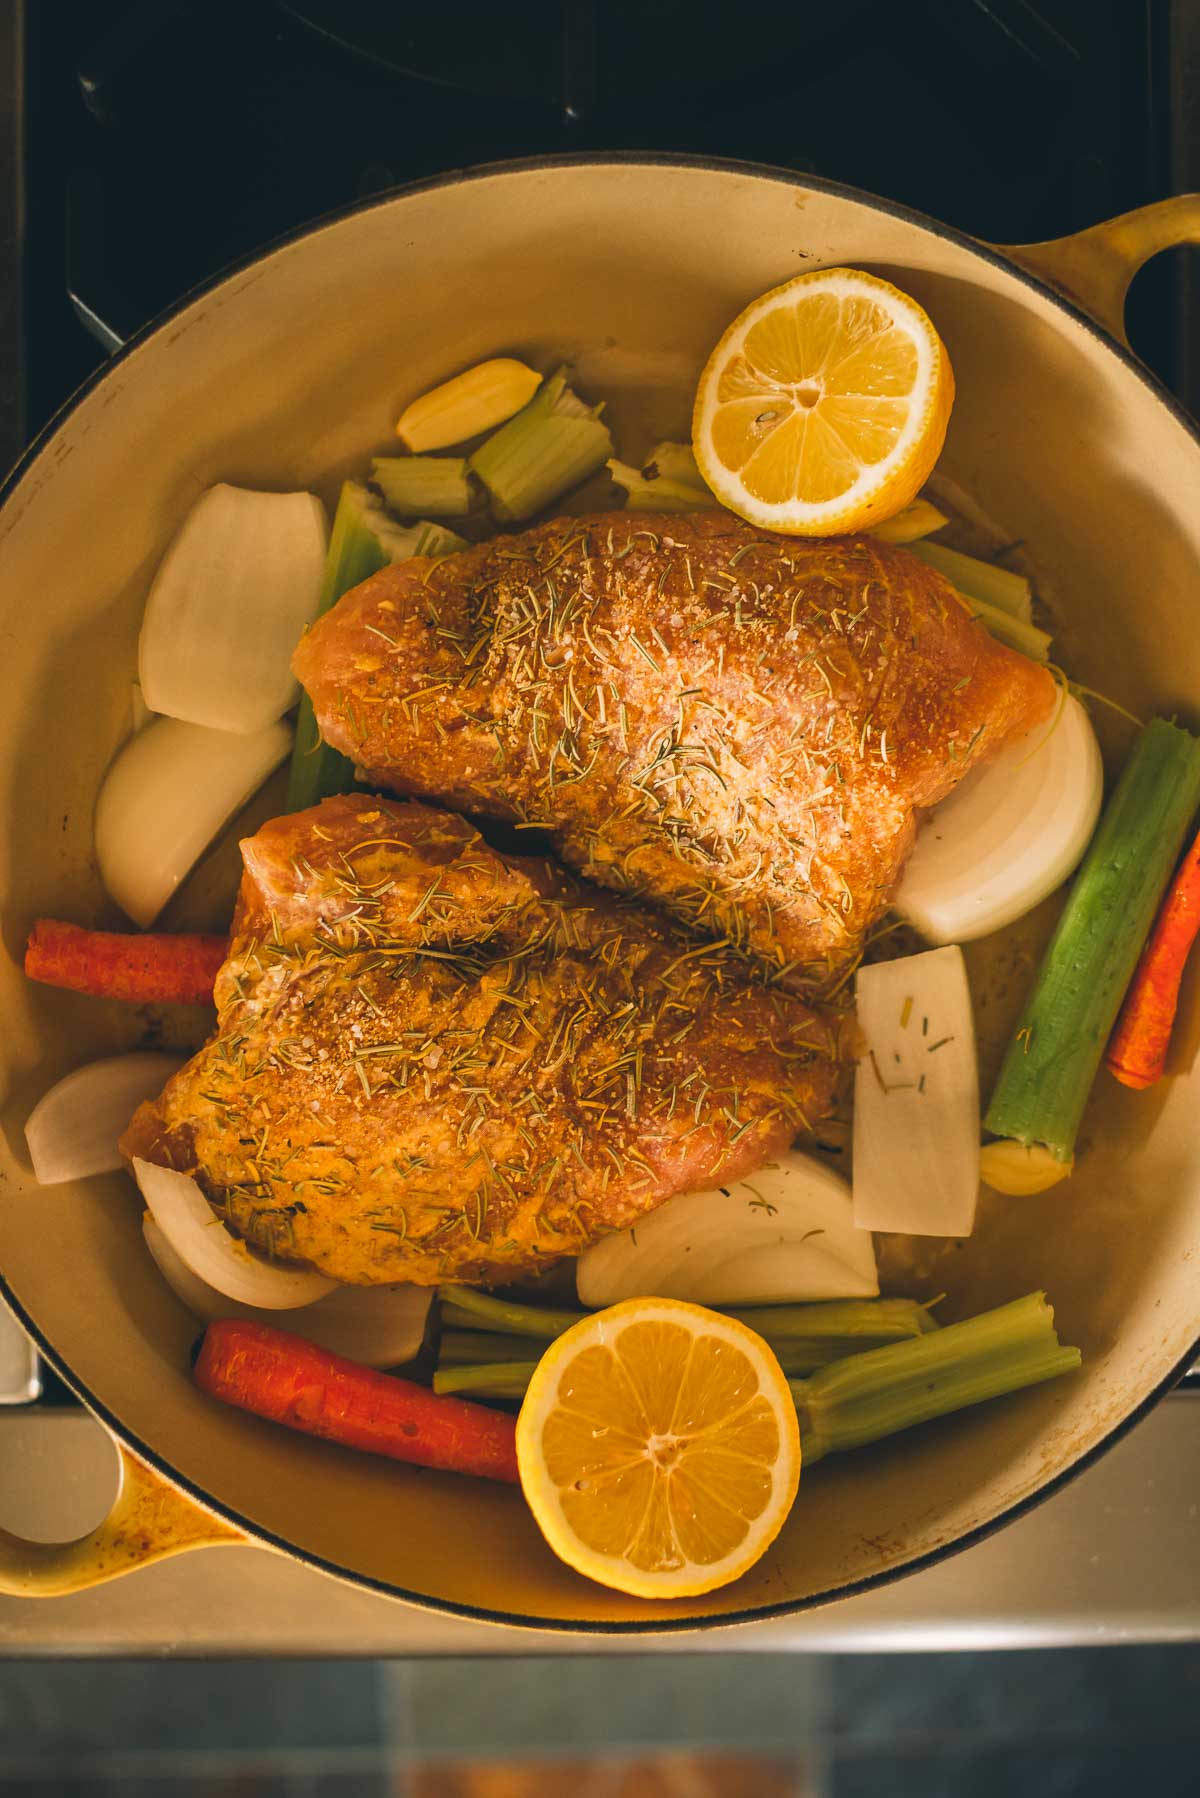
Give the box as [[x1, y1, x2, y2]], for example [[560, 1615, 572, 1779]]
[[1, 157, 1199, 1630]]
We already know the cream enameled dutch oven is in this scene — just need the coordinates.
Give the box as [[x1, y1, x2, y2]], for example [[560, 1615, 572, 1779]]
[[1, 157, 1199, 1630]]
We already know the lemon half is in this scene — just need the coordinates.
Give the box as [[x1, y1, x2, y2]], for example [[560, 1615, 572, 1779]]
[[693, 266, 954, 536], [516, 1297, 800, 1599]]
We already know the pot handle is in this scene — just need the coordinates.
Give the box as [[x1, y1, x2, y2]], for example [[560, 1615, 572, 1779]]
[[0, 1441, 245, 1597], [1000, 195, 1200, 348]]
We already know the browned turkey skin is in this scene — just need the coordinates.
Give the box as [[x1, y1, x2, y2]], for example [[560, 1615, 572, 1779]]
[[294, 512, 1056, 990], [123, 796, 851, 1286]]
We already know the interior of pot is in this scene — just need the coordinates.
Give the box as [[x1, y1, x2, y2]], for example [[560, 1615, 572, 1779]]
[[1, 160, 1197, 1629]]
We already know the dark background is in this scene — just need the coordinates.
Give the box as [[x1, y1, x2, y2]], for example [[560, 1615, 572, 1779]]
[[4, 5, 1199, 1794], [22, 0, 1196, 431]]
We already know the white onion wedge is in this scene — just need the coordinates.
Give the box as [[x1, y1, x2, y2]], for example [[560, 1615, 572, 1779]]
[[295, 1281, 432, 1366], [141, 1217, 430, 1364], [132, 1158, 334, 1309], [95, 714, 291, 926], [896, 695, 1102, 946], [853, 947, 979, 1238], [24, 1053, 185, 1185], [141, 1215, 264, 1324], [138, 483, 328, 734], [576, 1151, 877, 1308]]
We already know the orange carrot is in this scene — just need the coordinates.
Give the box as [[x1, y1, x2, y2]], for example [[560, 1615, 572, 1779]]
[[194, 1318, 519, 1484], [1106, 826, 1200, 1089], [24, 919, 226, 1006]]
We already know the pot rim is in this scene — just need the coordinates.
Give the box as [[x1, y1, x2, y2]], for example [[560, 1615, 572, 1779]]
[[4, 149, 1198, 1633]]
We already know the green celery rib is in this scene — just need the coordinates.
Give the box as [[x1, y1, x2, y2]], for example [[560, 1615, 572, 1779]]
[[433, 1296, 1079, 1441], [470, 368, 613, 523], [724, 1298, 937, 1342], [607, 455, 712, 515], [433, 1362, 537, 1400], [438, 1286, 585, 1339], [438, 1330, 541, 1366], [643, 442, 705, 486], [436, 1324, 928, 1379], [287, 481, 392, 811], [910, 540, 1033, 622], [392, 518, 470, 558], [770, 1340, 914, 1376], [966, 594, 1051, 661], [370, 455, 481, 518], [791, 1292, 1081, 1463], [286, 485, 468, 812], [438, 1290, 936, 1346], [985, 717, 1200, 1160]]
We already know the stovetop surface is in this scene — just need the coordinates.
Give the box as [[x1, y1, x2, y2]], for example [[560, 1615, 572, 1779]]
[[22, 0, 1187, 440]]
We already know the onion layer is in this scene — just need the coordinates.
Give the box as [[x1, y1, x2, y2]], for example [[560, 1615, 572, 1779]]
[[141, 1217, 430, 1364], [24, 1053, 184, 1185], [853, 946, 979, 1238], [576, 1151, 877, 1307], [132, 1158, 334, 1309], [896, 694, 1102, 945], [95, 714, 291, 926], [138, 484, 328, 735]]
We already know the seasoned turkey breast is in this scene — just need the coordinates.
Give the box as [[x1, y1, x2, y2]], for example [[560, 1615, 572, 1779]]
[[294, 512, 1055, 989]]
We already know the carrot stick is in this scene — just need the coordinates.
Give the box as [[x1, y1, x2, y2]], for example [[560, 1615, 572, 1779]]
[[24, 919, 226, 1006], [1106, 825, 1200, 1089], [193, 1318, 519, 1484]]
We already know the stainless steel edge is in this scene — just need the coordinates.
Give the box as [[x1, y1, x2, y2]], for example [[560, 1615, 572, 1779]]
[[0, 1396, 1196, 1652], [0, 1297, 38, 1406]]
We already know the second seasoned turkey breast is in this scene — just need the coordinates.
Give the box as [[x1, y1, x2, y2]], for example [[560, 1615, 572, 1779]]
[[123, 795, 851, 1285]]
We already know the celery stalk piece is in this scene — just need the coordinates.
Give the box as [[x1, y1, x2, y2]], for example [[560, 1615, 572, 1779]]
[[469, 367, 613, 523], [437, 1309, 935, 1378], [436, 1327, 921, 1381], [286, 483, 466, 812], [911, 539, 1033, 622], [644, 441, 705, 486], [433, 1362, 537, 1400], [434, 1295, 1079, 1437], [607, 458, 712, 514], [439, 1290, 938, 1366], [438, 1329, 543, 1365], [964, 593, 1052, 662], [438, 1285, 585, 1339], [723, 1298, 938, 1342], [437, 1330, 913, 1380], [869, 499, 951, 544], [985, 717, 1200, 1161], [287, 481, 393, 812], [791, 1292, 1080, 1462], [609, 440, 714, 514], [769, 1339, 928, 1377], [369, 455, 482, 519], [396, 518, 470, 558]]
